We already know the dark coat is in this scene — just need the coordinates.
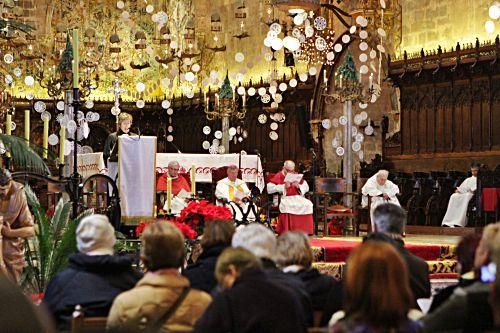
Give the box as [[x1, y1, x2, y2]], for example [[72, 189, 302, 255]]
[[428, 276, 477, 313], [43, 253, 142, 332], [193, 269, 307, 333], [364, 233, 431, 300], [183, 244, 227, 293], [293, 268, 341, 311], [261, 258, 313, 326]]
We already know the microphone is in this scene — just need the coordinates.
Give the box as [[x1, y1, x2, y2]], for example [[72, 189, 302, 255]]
[[253, 149, 261, 157], [310, 148, 316, 159]]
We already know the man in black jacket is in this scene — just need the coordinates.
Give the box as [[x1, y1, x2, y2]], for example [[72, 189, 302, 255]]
[[194, 247, 307, 333], [367, 204, 431, 301], [231, 223, 313, 326], [42, 215, 142, 332]]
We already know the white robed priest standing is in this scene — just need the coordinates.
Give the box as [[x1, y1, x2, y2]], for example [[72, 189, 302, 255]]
[[361, 170, 401, 231], [441, 164, 480, 227]]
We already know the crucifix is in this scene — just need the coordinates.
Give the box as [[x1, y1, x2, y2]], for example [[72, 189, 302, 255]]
[[107, 77, 127, 130]]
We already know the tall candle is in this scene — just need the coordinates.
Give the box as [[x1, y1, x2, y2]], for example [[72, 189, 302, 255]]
[[369, 73, 373, 88], [5, 114, 11, 135], [72, 28, 79, 89], [167, 177, 172, 213], [191, 164, 196, 194], [24, 110, 30, 144], [59, 126, 66, 163], [339, 74, 343, 88], [5, 114, 11, 157], [42, 117, 49, 159], [242, 91, 246, 107]]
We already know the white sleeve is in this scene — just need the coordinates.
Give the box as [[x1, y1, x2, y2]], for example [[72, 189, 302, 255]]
[[362, 178, 382, 197], [458, 177, 477, 193], [241, 182, 251, 196], [215, 182, 228, 200], [385, 181, 400, 197], [299, 180, 309, 195], [267, 182, 285, 194]]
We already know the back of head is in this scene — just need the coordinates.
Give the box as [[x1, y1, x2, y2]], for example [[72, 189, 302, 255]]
[[372, 203, 406, 235], [201, 219, 235, 249], [275, 231, 313, 268], [76, 214, 116, 255], [456, 233, 482, 274], [141, 222, 185, 271], [345, 241, 412, 328], [0, 168, 12, 186], [231, 223, 276, 260], [215, 247, 262, 283]]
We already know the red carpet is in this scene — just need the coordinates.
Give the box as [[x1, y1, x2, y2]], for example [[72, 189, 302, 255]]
[[310, 238, 454, 263]]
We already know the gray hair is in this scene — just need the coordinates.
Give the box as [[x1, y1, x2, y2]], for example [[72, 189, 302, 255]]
[[372, 203, 406, 235], [376, 170, 389, 178], [275, 231, 313, 268], [231, 223, 276, 260], [284, 160, 295, 170], [0, 169, 12, 186], [168, 160, 180, 168]]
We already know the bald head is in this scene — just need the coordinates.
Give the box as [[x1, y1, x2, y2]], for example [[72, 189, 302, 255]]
[[283, 160, 295, 172], [376, 170, 389, 186]]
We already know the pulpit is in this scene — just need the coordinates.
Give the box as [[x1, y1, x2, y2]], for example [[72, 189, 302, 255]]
[[118, 135, 157, 224]]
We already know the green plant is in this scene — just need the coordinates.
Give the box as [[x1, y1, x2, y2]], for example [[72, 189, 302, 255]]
[[0, 134, 54, 174], [21, 185, 93, 293]]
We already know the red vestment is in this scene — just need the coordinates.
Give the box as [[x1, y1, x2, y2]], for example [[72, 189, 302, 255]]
[[156, 174, 191, 195], [269, 171, 314, 235]]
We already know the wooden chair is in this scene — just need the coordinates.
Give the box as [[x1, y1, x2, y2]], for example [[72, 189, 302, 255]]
[[263, 172, 282, 221], [313, 178, 358, 236], [71, 305, 107, 333]]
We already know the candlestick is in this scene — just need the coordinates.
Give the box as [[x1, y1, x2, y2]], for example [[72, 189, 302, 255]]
[[6, 114, 11, 135], [59, 126, 66, 163], [191, 164, 196, 195], [42, 117, 49, 159], [72, 28, 79, 89], [5, 114, 11, 157], [24, 110, 30, 144], [167, 177, 172, 213]]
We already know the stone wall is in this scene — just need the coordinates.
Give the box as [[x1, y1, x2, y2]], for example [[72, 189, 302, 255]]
[[399, 0, 495, 55]]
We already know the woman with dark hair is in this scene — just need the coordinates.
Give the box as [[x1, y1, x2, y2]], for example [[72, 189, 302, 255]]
[[183, 219, 235, 293], [330, 241, 422, 333], [429, 233, 481, 312]]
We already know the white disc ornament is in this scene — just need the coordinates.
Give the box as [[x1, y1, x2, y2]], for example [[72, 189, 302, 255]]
[[203, 126, 211, 135], [214, 130, 223, 139], [336, 146, 345, 156]]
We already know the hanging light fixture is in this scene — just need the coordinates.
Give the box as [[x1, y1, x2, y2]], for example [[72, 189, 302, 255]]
[[271, 0, 321, 14]]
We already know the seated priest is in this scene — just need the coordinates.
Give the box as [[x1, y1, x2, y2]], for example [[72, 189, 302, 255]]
[[215, 165, 253, 222], [361, 170, 400, 231], [267, 160, 314, 235], [441, 163, 480, 227], [157, 161, 191, 215]]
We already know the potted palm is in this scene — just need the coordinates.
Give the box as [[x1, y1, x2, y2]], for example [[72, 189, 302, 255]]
[[21, 185, 93, 300]]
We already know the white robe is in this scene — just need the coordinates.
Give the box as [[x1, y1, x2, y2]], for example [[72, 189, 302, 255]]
[[215, 178, 253, 221], [441, 176, 477, 227], [361, 175, 400, 230], [266, 180, 314, 215]]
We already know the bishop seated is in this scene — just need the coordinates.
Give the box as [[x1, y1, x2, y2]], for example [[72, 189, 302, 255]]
[[157, 160, 191, 215], [267, 160, 314, 235], [215, 165, 253, 222]]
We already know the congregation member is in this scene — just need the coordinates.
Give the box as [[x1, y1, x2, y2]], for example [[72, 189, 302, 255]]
[[490, 250, 500, 331], [441, 162, 480, 227], [428, 233, 481, 312], [361, 170, 400, 231], [215, 164, 252, 222], [183, 219, 235, 293], [267, 160, 314, 234], [107, 222, 211, 332], [157, 160, 191, 214], [231, 223, 313, 326], [275, 231, 341, 325], [329, 241, 423, 333], [367, 203, 431, 302], [43, 215, 142, 332], [103, 112, 134, 169], [0, 168, 35, 283], [194, 247, 307, 333], [422, 222, 500, 332]]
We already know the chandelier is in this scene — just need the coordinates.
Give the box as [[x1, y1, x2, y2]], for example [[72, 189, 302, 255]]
[[204, 74, 246, 121]]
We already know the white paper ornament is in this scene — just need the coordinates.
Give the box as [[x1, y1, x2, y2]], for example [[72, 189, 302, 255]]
[[336, 147, 345, 156], [322, 119, 331, 129], [48, 134, 59, 146], [214, 130, 223, 139]]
